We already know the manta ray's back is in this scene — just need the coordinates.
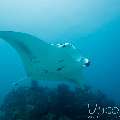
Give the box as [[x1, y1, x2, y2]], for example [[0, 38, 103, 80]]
[[0, 31, 87, 85]]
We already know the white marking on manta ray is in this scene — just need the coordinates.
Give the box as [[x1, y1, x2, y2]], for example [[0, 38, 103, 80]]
[[0, 31, 90, 85]]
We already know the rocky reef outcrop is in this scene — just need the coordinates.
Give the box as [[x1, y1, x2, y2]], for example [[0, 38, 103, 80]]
[[0, 83, 118, 120]]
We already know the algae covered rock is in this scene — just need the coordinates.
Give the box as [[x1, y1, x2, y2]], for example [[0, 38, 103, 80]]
[[0, 84, 116, 120]]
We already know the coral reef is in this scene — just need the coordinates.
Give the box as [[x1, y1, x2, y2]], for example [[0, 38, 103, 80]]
[[0, 83, 118, 120]]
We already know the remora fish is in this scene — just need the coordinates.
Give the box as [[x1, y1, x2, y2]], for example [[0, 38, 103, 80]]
[[0, 31, 90, 84]]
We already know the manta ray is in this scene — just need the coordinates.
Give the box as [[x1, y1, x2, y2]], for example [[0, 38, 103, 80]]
[[0, 31, 90, 85]]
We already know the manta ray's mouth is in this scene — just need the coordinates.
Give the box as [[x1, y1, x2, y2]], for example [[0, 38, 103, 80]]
[[76, 57, 91, 67], [83, 58, 91, 67]]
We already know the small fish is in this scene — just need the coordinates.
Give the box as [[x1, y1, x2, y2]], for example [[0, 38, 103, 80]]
[[56, 66, 65, 71]]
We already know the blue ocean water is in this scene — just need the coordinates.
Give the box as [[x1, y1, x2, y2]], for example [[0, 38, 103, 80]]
[[0, 0, 120, 105]]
